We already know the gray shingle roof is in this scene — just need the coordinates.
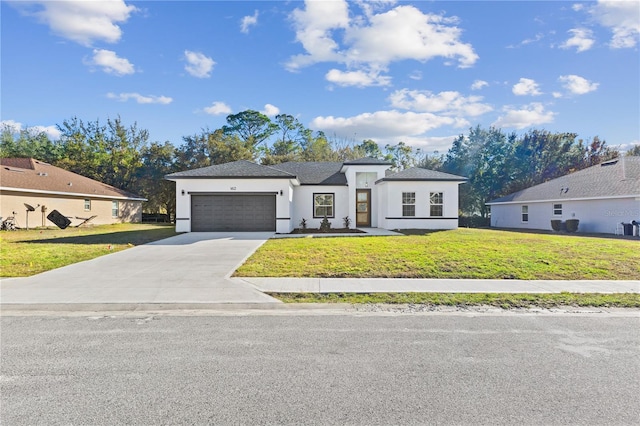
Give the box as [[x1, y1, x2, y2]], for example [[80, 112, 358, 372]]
[[166, 160, 295, 179], [343, 157, 393, 166], [377, 167, 467, 182], [487, 156, 640, 204], [272, 162, 347, 185]]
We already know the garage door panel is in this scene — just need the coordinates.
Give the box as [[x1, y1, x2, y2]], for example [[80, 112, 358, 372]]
[[191, 194, 276, 232]]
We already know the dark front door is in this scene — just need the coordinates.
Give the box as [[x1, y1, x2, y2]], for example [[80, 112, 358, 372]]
[[356, 189, 371, 227]]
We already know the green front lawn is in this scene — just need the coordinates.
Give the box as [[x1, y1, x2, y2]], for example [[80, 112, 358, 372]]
[[1, 224, 177, 277], [234, 229, 640, 280]]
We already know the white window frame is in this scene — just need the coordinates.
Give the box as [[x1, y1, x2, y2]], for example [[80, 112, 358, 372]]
[[112, 200, 119, 218], [313, 193, 334, 218], [430, 192, 443, 217], [521, 205, 529, 223], [84, 199, 91, 211], [402, 192, 415, 217], [553, 203, 562, 216]]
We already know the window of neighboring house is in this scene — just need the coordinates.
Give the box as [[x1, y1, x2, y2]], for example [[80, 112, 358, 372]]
[[84, 199, 91, 211], [112, 200, 119, 218], [402, 192, 415, 217], [430, 192, 443, 217], [522, 205, 529, 222], [553, 204, 562, 216], [313, 193, 334, 218]]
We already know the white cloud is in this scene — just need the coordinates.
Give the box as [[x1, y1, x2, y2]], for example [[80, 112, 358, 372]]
[[325, 69, 391, 87], [287, 1, 478, 86], [184, 50, 215, 78], [241, 10, 259, 34], [1, 119, 23, 133], [388, 89, 492, 117], [261, 104, 280, 117], [85, 49, 135, 75], [507, 33, 544, 49], [512, 78, 542, 96], [471, 79, 488, 90], [492, 103, 555, 129], [287, 0, 350, 70], [1, 119, 61, 139], [409, 70, 422, 80], [11, 0, 137, 47], [310, 110, 459, 141], [558, 74, 599, 95], [590, 0, 640, 48], [203, 102, 232, 116], [560, 28, 595, 52], [401, 135, 459, 152], [32, 125, 62, 140], [107, 92, 172, 104]]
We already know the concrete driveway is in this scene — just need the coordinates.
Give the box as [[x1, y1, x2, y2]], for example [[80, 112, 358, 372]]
[[0, 233, 279, 305]]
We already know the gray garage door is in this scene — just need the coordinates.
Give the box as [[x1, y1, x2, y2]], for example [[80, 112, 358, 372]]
[[191, 194, 276, 232]]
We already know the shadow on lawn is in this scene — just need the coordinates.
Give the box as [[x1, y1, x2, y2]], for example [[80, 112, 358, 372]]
[[16, 229, 177, 245], [394, 229, 450, 236]]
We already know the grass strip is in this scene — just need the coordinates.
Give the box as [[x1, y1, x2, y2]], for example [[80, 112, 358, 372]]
[[268, 292, 640, 308]]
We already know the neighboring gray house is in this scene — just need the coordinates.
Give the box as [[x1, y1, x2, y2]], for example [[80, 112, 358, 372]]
[[486, 156, 640, 234], [166, 158, 467, 233]]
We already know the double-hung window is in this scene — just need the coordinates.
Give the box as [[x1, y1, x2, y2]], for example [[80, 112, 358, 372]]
[[553, 204, 562, 216], [313, 193, 334, 218], [402, 192, 415, 217], [430, 192, 443, 217], [112, 200, 119, 218], [521, 205, 529, 222]]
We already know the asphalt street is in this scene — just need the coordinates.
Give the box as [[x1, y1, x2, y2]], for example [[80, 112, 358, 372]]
[[1, 312, 639, 425]]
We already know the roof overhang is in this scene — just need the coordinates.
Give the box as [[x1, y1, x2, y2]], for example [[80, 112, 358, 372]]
[[486, 194, 640, 205], [0, 186, 147, 202], [375, 178, 467, 184]]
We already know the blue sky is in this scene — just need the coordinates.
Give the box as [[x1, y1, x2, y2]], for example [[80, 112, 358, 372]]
[[2, 0, 639, 153]]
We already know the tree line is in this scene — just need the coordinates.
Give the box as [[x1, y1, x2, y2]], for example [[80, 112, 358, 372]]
[[2, 110, 637, 220]]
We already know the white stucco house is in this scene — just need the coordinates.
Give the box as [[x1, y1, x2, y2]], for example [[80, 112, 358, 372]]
[[486, 156, 640, 234], [166, 158, 467, 233]]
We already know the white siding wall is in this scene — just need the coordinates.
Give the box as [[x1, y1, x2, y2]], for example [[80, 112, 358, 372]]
[[489, 197, 640, 234], [290, 185, 349, 229], [377, 181, 461, 230], [173, 178, 293, 233]]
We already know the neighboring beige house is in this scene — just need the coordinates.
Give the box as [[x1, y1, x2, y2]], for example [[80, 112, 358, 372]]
[[1, 158, 145, 228]]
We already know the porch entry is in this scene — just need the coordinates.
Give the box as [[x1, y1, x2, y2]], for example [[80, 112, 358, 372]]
[[356, 189, 371, 227]]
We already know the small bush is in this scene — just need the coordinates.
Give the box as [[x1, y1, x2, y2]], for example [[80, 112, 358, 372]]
[[459, 216, 490, 228], [550, 220, 562, 232], [320, 216, 331, 232], [565, 219, 579, 233], [343, 216, 352, 229]]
